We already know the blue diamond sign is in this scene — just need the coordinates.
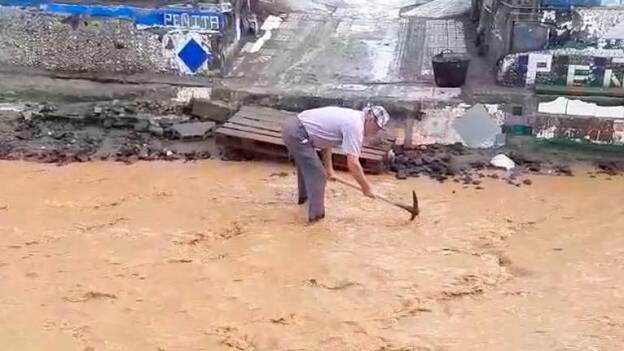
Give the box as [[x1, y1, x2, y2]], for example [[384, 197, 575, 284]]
[[177, 38, 212, 73]]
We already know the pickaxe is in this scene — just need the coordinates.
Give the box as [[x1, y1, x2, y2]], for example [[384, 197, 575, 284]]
[[333, 177, 419, 221]]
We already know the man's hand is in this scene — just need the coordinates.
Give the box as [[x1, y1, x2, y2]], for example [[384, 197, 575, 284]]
[[347, 154, 376, 199], [326, 169, 337, 181], [362, 187, 376, 199]]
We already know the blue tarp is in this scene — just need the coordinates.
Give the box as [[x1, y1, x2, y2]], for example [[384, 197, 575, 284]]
[[542, 0, 624, 7], [0, 1, 227, 30]]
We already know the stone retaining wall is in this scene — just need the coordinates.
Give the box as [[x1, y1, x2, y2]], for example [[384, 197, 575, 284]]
[[0, 1, 255, 78]]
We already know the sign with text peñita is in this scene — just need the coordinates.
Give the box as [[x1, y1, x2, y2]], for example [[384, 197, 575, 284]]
[[0, 1, 228, 31]]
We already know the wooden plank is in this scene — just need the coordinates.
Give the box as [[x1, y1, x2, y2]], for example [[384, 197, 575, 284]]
[[237, 106, 294, 121], [216, 133, 385, 174], [232, 109, 392, 154], [222, 123, 282, 138], [227, 117, 282, 132], [221, 122, 387, 157], [233, 112, 289, 125], [218, 126, 383, 160], [217, 127, 285, 145], [234, 107, 393, 151], [216, 126, 384, 161]]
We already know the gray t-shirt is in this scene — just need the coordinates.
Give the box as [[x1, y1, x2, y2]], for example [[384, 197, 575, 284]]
[[297, 106, 364, 156]]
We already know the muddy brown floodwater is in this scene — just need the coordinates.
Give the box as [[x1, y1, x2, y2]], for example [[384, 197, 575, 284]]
[[0, 160, 623, 351]]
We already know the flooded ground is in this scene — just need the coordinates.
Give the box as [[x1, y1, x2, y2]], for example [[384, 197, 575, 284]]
[[0, 159, 623, 351]]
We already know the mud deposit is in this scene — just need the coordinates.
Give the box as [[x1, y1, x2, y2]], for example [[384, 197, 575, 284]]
[[0, 160, 623, 350]]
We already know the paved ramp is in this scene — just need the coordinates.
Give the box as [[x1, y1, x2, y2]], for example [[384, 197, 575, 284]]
[[228, 2, 468, 102]]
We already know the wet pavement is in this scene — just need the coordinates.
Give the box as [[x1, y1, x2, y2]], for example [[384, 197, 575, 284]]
[[224, 0, 469, 104]]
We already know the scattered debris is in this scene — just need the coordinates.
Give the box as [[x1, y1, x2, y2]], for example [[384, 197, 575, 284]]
[[270, 171, 289, 177], [75, 217, 128, 232], [64, 291, 117, 302], [0, 99, 214, 165], [217, 222, 244, 240], [595, 160, 624, 176], [168, 258, 193, 264], [306, 278, 359, 290], [555, 165, 573, 177]]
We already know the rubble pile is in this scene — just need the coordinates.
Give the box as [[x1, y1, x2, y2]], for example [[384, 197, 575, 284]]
[[389, 143, 590, 187], [594, 160, 624, 176], [0, 100, 211, 165], [390, 143, 468, 182]]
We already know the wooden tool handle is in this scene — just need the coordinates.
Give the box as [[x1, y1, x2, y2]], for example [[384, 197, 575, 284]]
[[333, 176, 396, 206]]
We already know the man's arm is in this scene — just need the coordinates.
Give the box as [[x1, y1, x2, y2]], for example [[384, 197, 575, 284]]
[[322, 148, 336, 179], [347, 154, 375, 198]]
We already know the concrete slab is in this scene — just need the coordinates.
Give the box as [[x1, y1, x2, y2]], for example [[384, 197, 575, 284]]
[[191, 99, 237, 123], [171, 121, 216, 139]]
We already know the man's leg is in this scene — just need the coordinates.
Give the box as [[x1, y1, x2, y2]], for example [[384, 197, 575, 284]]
[[296, 164, 307, 205], [292, 146, 326, 221], [281, 117, 326, 221], [282, 118, 307, 205]]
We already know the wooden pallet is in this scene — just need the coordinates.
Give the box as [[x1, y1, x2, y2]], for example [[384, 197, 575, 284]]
[[215, 106, 391, 174]]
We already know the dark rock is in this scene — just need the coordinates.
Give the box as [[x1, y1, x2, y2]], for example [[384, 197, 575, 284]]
[[75, 153, 91, 163], [408, 168, 422, 176], [16, 130, 34, 140], [134, 120, 150, 132], [475, 186, 484, 190], [472, 180, 482, 185], [148, 125, 165, 137], [102, 118, 114, 128], [556, 165, 573, 176], [462, 175, 473, 185], [396, 169, 408, 180], [523, 179, 533, 185], [411, 157, 424, 167], [436, 175, 448, 183]]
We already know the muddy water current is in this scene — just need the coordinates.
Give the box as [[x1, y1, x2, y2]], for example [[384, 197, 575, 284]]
[[0, 160, 623, 350]]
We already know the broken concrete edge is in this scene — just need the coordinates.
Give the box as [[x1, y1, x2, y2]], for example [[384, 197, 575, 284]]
[[0, 65, 219, 88], [209, 86, 466, 120], [191, 98, 240, 123]]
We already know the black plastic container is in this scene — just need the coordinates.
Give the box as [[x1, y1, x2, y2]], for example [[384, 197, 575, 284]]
[[431, 50, 470, 88]]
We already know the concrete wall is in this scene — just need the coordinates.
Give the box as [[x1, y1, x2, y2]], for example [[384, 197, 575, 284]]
[[475, 1, 624, 66], [498, 49, 624, 90], [0, 1, 254, 77], [492, 6, 624, 89]]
